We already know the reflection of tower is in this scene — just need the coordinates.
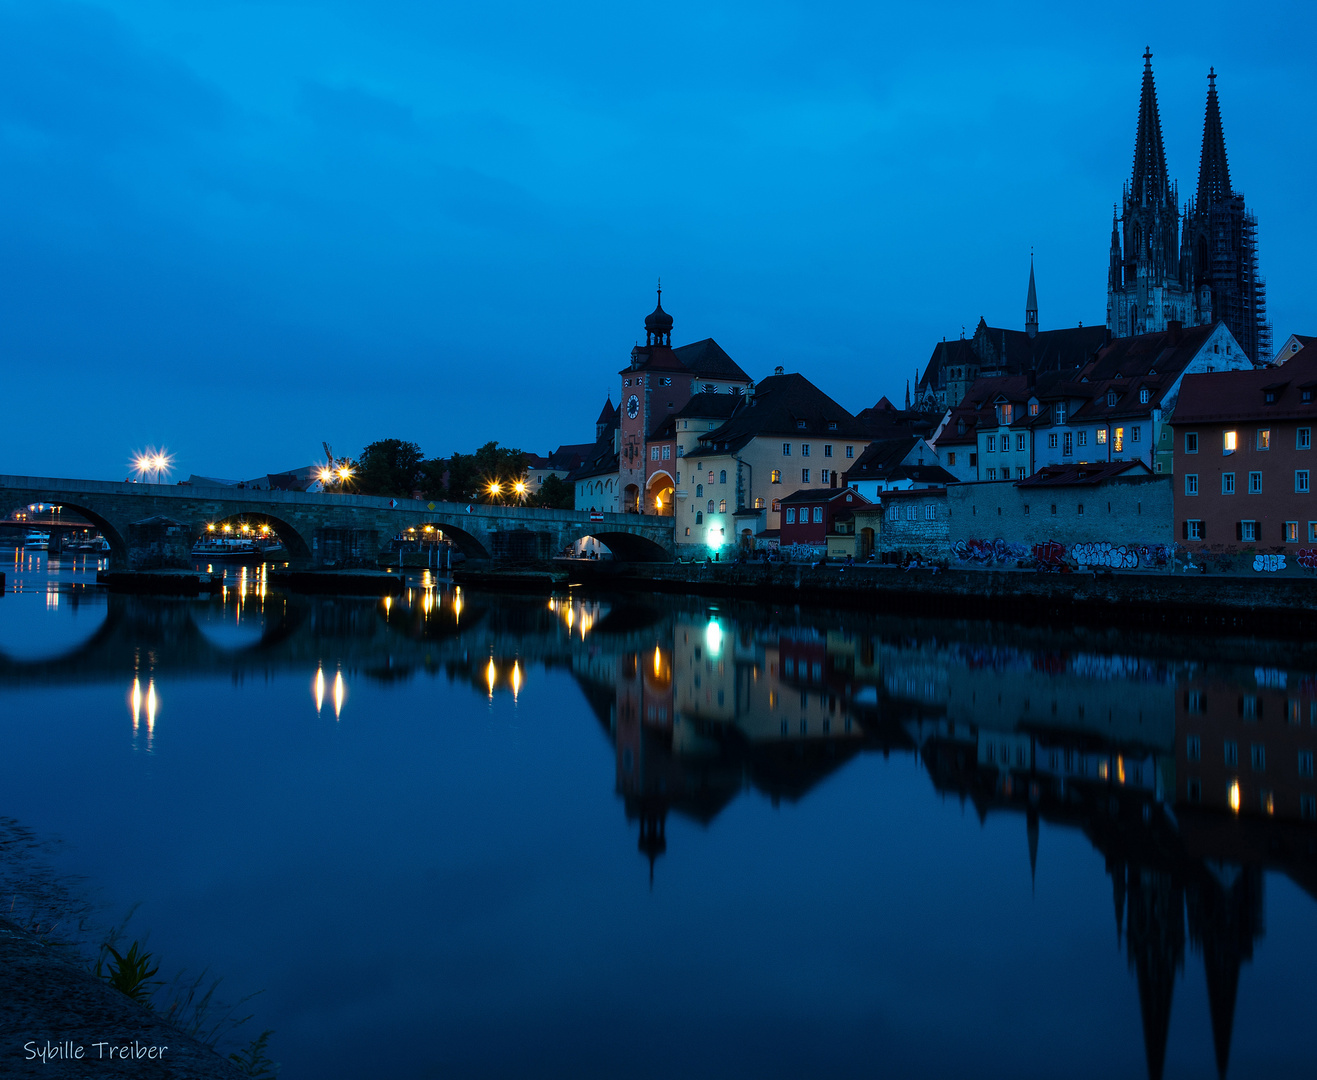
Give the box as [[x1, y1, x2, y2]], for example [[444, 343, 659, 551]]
[[1124, 866, 1185, 1080], [637, 808, 667, 886], [1187, 864, 1265, 1080]]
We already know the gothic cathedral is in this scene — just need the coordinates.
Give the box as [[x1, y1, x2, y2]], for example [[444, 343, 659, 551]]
[[1107, 50, 1269, 361]]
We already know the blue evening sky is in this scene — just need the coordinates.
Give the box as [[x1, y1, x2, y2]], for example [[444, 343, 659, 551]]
[[0, 1, 1312, 481]]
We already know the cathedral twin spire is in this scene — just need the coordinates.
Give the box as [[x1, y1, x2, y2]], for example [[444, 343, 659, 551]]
[[1106, 49, 1264, 358]]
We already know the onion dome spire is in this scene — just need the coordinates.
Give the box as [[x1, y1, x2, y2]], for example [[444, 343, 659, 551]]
[[644, 279, 673, 346]]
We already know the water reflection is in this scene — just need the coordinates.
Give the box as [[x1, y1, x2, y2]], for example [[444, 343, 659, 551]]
[[1, 579, 1315, 1078]]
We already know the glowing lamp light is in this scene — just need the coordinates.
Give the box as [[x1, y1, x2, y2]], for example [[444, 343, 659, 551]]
[[488, 481, 502, 497], [511, 661, 522, 701], [705, 618, 723, 656], [313, 666, 325, 715], [513, 481, 526, 496], [318, 467, 334, 484], [486, 658, 497, 696], [1228, 780, 1241, 813], [654, 646, 662, 676], [332, 671, 345, 719]]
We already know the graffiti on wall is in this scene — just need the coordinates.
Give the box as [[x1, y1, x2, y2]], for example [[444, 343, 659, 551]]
[[955, 538, 1173, 571], [1296, 549, 1317, 570], [1253, 553, 1287, 572]]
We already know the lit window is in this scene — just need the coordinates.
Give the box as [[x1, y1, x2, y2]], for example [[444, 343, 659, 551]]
[[754, 497, 764, 509], [947, 452, 956, 466], [1029, 401, 1039, 416], [1185, 474, 1198, 496], [1298, 470, 1310, 493], [1185, 432, 1198, 453], [1249, 471, 1262, 494], [1114, 427, 1124, 453], [719, 499, 727, 513], [1223, 472, 1235, 494], [1286, 521, 1299, 542], [1224, 430, 1237, 454], [1257, 429, 1272, 450], [1097, 429, 1107, 445], [771, 499, 781, 512], [770, 470, 781, 484]]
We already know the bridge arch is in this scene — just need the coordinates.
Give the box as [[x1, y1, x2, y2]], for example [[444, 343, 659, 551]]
[[415, 519, 492, 560], [564, 527, 671, 563], [0, 496, 129, 566], [200, 510, 314, 562]]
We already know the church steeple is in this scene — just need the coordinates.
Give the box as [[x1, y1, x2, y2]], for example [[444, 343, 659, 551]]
[[1131, 48, 1171, 208], [1025, 254, 1039, 338], [1196, 68, 1232, 208]]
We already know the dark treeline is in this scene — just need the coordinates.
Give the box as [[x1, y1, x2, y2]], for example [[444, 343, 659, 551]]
[[345, 439, 573, 509]]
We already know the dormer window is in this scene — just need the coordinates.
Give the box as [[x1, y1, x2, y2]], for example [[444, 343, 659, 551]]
[[1107, 391, 1118, 407], [1266, 391, 1277, 404], [1054, 404, 1067, 425], [1304, 388, 1314, 403], [828, 421, 838, 430], [1028, 402, 1039, 416], [1139, 388, 1150, 404], [796, 420, 806, 429], [957, 419, 967, 435]]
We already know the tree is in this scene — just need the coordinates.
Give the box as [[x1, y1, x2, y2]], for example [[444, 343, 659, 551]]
[[355, 439, 424, 498], [442, 442, 529, 502], [530, 474, 574, 510]]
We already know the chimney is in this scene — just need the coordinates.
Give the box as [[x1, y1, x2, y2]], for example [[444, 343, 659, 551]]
[[774, 366, 785, 376], [1167, 320, 1183, 344]]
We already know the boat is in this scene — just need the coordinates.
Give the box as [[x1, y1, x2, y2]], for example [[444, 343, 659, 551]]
[[192, 537, 261, 558], [23, 531, 50, 548]]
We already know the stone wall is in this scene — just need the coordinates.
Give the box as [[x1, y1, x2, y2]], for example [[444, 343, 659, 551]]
[[876, 490, 950, 561], [945, 474, 1174, 571]]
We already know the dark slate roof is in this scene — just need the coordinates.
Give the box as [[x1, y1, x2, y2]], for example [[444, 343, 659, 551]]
[[1083, 322, 1218, 383], [780, 487, 871, 505], [622, 343, 687, 374], [695, 372, 868, 455], [885, 464, 959, 486], [674, 393, 743, 420], [566, 436, 619, 482], [1172, 348, 1317, 424], [855, 398, 938, 439], [843, 437, 922, 478], [1015, 460, 1153, 487], [673, 338, 752, 382], [920, 323, 1108, 392], [596, 398, 618, 425]]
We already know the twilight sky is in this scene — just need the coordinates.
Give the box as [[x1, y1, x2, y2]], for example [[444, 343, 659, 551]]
[[0, 1, 1313, 481]]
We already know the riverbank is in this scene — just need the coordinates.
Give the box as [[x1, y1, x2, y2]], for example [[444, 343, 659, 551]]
[[0, 917, 247, 1080], [562, 560, 1317, 634]]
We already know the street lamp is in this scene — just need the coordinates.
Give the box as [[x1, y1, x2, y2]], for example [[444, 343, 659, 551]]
[[488, 481, 502, 503]]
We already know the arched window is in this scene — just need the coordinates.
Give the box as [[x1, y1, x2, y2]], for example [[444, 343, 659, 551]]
[[719, 499, 727, 513], [696, 511, 703, 524], [707, 500, 714, 513], [696, 484, 703, 497], [719, 470, 727, 483]]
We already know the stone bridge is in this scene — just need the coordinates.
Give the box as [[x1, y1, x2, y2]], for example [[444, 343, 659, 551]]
[[0, 474, 674, 568]]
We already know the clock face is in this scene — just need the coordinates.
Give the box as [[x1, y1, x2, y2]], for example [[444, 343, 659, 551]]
[[626, 394, 640, 419]]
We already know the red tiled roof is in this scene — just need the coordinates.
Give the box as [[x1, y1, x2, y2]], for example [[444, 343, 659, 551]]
[[1171, 349, 1317, 424]]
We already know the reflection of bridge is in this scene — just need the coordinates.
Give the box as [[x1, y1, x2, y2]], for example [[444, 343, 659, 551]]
[[0, 475, 674, 568]]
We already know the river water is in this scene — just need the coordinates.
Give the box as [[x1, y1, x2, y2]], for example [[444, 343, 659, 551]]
[[2, 550, 1316, 1079]]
